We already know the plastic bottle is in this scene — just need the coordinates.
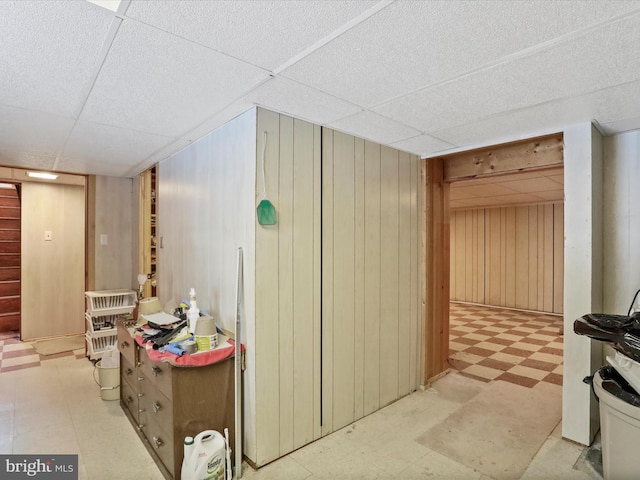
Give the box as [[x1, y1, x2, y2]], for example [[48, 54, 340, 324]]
[[181, 430, 226, 480], [188, 288, 200, 334], [182, 436, 194, 479]]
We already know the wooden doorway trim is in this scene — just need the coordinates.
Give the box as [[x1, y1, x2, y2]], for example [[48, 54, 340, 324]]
[[421, 132, 563, 385], [422, 157, 450, 384]]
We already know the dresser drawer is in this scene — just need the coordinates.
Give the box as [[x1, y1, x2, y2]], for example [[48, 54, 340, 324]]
[[141, 417, 175, 476], [138, 347, 173, 400], [120, 375, 139, 424], [117, 323, 137, 367], [141, 381, 174, 436], [120, 356, 138, 392]]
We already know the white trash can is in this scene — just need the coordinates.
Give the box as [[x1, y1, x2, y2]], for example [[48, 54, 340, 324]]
[[593, 366, 640, 480], [94, 360, 120, 401]]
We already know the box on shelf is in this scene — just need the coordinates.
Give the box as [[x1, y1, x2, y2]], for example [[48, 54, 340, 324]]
[[85, 289, 136, 316]]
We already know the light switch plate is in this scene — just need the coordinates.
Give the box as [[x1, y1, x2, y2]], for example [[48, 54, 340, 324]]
[[100, 234, 108, 245], [44, 230, 52, 241]]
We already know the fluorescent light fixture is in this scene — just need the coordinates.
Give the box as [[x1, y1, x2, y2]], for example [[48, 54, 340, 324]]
[[26, 171, 58, 180]]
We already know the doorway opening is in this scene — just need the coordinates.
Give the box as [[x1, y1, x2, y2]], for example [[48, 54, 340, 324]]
[[447, 168, 565, 388], [0, 182, 20, 335], [422, 132, 564, 383]]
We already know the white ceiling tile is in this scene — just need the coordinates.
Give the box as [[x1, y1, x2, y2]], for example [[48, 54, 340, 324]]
[[281, 0, 640, 107], [244, 77, 361, 125], [601, 116, 640, 135], [328, 111, 420, 145], [0, 1, 114, 116], [375, 15, 640, 135], [0, 105, 74, 156], [126, 0, 378, 70], [79, 20, 270, 137], [180, 103, 256, 143], [61, 120, 184, 176], [0, 149, 57, 171], [388, 134, 455, 157]]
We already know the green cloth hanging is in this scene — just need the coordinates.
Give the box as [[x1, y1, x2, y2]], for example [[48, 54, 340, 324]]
[[257, 131, 277, 226]]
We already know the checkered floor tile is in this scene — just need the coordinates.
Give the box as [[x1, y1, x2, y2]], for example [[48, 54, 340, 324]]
[[449, 302, 563, 388], [0, 331, 85, 373]]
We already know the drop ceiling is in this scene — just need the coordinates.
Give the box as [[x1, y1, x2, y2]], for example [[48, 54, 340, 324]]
[[449, 167, 564, 209], [2, 1, 640, 178]]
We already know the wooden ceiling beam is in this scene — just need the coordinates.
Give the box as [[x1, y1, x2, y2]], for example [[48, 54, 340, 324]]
[[437, 133, 563, 182]]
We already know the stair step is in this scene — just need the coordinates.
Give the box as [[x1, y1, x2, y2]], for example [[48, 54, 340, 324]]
[[0, 281, 19, 297], [0, 197, 19, 207], [0, 267, 20, 281], [0, 219, 19, 230], [0, 312, 20, 332], [0, 296, 20, 313], [0, 230, 19, 241], [0, 207, 19, 218], [0, 242, 20, 254], [0, 254, 20, 267]]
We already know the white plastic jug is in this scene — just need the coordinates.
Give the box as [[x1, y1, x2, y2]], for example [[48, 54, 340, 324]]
[[181, 430, 226, 480]]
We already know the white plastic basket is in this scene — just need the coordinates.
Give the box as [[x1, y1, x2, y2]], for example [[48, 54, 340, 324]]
[[85, 313, 118, 335], [85, 290, 136, 316], [85, 333, 118, 361]]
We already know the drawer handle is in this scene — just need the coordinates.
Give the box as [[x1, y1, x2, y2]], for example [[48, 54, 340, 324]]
[[152, 436, 163, 448], [120, 340, 130, 349], [138, 424, 145, 431], [125, 396, 133, 404], [152, 402, 161, 413], [138, 408, 146, 413], [151, 367, 161, 376], [137, 377, 145, 381], [137, 393, 145, 398], [125, 368, 133, 376]]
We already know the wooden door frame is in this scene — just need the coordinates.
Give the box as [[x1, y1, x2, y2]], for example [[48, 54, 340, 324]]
[[421, 133, 564, 385]]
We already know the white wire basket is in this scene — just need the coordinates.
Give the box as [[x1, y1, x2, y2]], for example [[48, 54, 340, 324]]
[[85, 332, 117, 361], [85, 313, 118, 335], [85, 290, 136, 316]]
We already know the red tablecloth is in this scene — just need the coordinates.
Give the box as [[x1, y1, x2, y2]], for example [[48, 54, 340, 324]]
[[135, 333, 238, 367]]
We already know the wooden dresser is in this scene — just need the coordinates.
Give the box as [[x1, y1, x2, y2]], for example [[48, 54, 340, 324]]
[[117, 321, 235, 480]]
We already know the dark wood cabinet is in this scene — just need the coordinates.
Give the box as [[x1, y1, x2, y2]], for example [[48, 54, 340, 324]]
[[117, 321, 235, 479]]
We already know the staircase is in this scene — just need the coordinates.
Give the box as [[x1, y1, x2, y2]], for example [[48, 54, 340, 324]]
[[0, 185, 20, 332]]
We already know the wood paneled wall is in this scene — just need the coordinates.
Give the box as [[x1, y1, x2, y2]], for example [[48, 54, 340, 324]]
[[254, 110, 322, 465], [157, 108, 258, 461], [21, 183, 85, 340], [322, 128, 421, 434], [450, 203, 563, 314]]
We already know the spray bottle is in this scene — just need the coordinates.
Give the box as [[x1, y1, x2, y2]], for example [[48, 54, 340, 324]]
[[188, 287, 200, 334]]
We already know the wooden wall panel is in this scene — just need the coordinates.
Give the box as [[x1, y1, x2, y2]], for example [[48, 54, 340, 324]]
[[379, 145, 400, 408], [323, 128, 421, 429], [450, 202, 563, 314], [363, 140, 381, 416], [21, 183, 85, 340], [450, 209, 485, 304]]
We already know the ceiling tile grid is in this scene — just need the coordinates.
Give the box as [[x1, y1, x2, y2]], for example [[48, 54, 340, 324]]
[[125, 0, 379, 71], [0, 0, 114, 117], [1, 1, 640, 177], [78, 19, 270, 138]]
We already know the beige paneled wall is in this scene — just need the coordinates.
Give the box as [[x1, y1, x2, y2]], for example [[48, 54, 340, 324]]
[[21, 182, 85, 340], [254, 109, 321, 465], [322, 128, 421, 434], [92, 175, 133, 290], [450, 203, 564, 314], [157, 108, 258, 460]]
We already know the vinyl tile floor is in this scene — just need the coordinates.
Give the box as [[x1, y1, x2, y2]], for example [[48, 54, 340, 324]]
[[448, 302, 564, 388], [0, 323, 599, 480]]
